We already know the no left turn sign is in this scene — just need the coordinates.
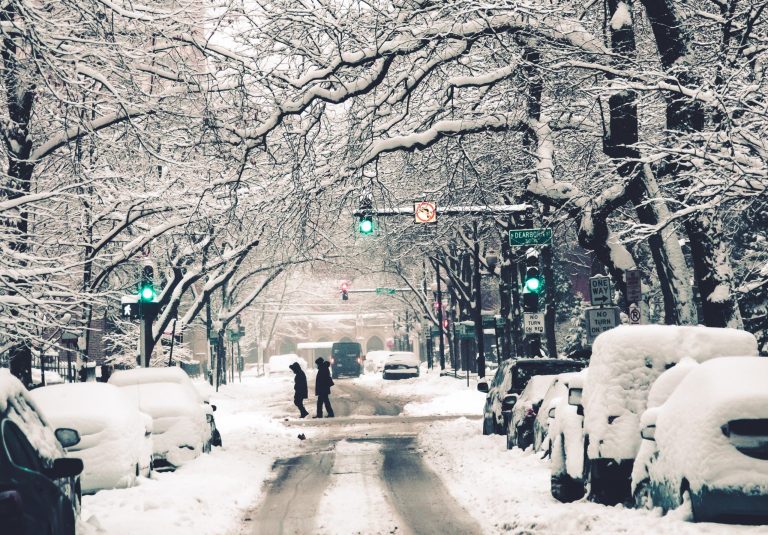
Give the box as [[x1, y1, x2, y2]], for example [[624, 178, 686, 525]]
[[414, 201, 437, 224]]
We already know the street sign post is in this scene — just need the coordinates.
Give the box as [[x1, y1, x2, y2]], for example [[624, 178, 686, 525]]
[[628, 303, 641, 325], [482, 315, 496, 329], [585, 306, 621, 343], [509, 228, 552, 246], [523, 312, 545, 334], [458, 321, 475, 339], [625, 269, 642, 305], [589, 275, 613, 306]]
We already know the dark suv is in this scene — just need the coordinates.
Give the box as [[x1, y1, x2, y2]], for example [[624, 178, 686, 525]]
[[479, 359, 586, 436], [1, 370, 83, 535]]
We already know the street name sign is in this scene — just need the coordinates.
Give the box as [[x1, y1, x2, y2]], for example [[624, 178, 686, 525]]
[[523, 312, 545, 334], [589, 275, 613, 306], [625, 269, 642, 305], [509, 228, 552, 246], [585, 306, 620, 343], [628, 303, 641, 325], [414, 201, 437, 224], [458, 322, 475, 339], [375, 287, 397, 295]]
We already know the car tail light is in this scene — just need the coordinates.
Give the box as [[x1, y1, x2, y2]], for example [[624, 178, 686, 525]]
[[330, 358, 335, 364], [722, 419, 768, 460], [357, 358, 361, 364]]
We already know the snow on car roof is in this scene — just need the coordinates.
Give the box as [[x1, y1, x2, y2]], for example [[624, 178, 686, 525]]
[[108, 366, 193, 387], [0, 369, 26, 413], [30, 382, 136, 435], [520, 374, 558, 401]]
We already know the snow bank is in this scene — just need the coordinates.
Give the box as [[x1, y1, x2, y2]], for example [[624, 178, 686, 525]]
[[652, 357, 768, 493], [267, 353, 306, 375], [30, 383, 149, 493], [403, 389, 485, 416], [583, 325, 757, 460]]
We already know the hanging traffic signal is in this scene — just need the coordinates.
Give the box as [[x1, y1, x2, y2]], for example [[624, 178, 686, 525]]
[[139, 265, 156, 302], [340, 281, 349, 301], [358, 215, 374, 235], [523, 248, 543, 295]]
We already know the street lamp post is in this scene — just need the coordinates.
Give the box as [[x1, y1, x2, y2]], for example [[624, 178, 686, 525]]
[[432, 260, 446, 370]]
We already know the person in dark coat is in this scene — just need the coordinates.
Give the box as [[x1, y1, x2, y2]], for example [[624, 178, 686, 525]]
[[314, 358, 335, 418], [289, 362, 309, 418]]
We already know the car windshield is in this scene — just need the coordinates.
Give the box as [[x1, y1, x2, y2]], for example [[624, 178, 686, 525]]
[[512, 361, 583, 392]]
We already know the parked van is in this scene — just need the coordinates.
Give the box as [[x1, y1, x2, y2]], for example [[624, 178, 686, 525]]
[[330, 342, 363, 378]]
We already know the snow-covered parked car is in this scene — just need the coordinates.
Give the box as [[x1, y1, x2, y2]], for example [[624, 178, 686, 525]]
[[636, 357, 768, 523], [109, 366, 221, 450], [506, 374, 557, 451], [382, 351, 420, 379], [549, 369, 589, 503], [109, 371, 211, 471], [30, 382, 153, 493], [267, 354, 306, 376], [366, 350, 392, 373], [581, 325, 758, 505], [533, 372, 581, 453], [0, 369, 83, 535]]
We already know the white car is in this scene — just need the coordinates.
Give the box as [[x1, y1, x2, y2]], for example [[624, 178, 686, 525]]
[[506, 374, 556, 451], [365, 350, 393, 373], [382, 351, 420, 379], [31, 382, 152, 493], [532, 372, 581, 453], [109, 366, 221, 450], [549, 369, 589, 503], [638, 357, 768, 522], [581, 325, 758, 505], [110, 378, 209, 470]]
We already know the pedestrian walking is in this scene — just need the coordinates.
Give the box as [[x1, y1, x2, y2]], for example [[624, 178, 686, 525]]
[[314, 357, 335, 418], [289, 362, 309, 418]]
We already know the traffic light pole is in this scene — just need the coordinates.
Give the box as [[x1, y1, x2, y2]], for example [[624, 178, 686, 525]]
[[139, 302, 159, 367], [434, 260, 446, 370]]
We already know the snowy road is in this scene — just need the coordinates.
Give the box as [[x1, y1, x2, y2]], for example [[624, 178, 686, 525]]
[[242, 379, 481, 535]]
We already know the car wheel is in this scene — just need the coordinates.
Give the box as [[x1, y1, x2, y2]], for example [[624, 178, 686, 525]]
[[518, 425, 533, 451], [482, 414, 494, 435], [633, 478, 652, 509], [506, 425, 516, 450]]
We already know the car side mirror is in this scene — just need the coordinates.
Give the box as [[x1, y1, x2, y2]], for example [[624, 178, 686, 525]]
[[501, 394, 518, 413], [211, 404, 217, 412], [47, 457, 84, 479], [640, 425, 656, 441], [54, 428, 80, 449], [568, 388, 582, 406], [477, 382, 489, 394], [548, 407, 556, 418]]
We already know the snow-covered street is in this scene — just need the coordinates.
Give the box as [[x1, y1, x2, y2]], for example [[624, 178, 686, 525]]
[[77, 370, 768, 535]]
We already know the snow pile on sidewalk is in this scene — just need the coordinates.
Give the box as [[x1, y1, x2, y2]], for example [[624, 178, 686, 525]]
[[354, 368, 484, 416]]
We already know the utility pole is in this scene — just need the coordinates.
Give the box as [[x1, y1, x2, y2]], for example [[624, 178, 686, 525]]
[[422, 264, 434, 369], [434, 259, 446, 370], [472, 222, 486, 378]]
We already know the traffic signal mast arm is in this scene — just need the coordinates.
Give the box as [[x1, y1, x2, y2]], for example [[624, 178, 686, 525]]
[[353, 203, 531, 217]]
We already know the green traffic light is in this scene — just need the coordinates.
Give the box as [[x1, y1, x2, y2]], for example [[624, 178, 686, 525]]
[[140, 285, 155, 302], [359, 217, 374, 235], [525, 277, 542, 293]]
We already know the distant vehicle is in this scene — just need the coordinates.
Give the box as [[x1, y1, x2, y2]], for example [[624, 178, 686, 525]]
[[266, 354, 306, 376], [366, 350, 393, 373], [109, 366, 221, 450], [506, 375, 557, 450], [110, 373, 211, 471], [330, 342, 363, 378], [636, 357, 768, 523], [30, 382, 153, 493], [382, 352, 420, 379], [0, 369, 83, 535], [581, 325, 758, 505], [479, 358, 585, 436]]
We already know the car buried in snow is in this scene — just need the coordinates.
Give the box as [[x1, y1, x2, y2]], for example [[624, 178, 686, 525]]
[[580, 325, 758, 506], [636, 356, 768, 523], [30, 382, 153, 494], [532, 372, 582, 454], [549, 369, 589, 503], [506, 374, 557, 451], [382, 351, 420, 379]]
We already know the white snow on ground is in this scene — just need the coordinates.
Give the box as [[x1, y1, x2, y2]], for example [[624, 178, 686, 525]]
[[417, 417, 768, 535], [314, 440, 401, 535]]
